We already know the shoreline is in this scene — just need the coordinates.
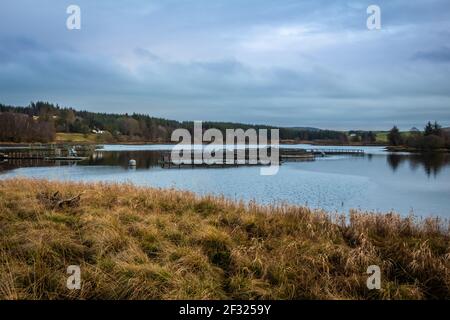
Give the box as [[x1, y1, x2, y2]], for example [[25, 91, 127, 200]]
[[1, 141, 388, 147], [4, 142, 449, 154], [386, 146, 450, 153]]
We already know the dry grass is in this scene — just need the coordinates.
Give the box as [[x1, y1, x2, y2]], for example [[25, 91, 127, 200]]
[[54, 133, 98, 143], [0, 178, 448, 300]]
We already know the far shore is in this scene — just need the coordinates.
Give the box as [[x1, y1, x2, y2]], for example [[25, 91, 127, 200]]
[[0, 139, 388, 147], [4, 139, 450, 154], [386, 145, 450, 153]]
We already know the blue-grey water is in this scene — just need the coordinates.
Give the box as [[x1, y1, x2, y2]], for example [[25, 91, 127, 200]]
[[1, 144, 449, 218]]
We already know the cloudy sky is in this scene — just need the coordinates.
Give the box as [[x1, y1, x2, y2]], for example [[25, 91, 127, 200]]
[[1, 0, 449, 129]]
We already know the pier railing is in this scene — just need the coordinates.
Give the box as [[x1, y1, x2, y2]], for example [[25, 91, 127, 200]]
[[0, 144, 95, 161], [158, 147, 365, 167], [306, 148, 365, 155]]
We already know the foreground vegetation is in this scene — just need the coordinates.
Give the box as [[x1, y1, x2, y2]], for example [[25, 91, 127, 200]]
[[0, 179, 448, 300]]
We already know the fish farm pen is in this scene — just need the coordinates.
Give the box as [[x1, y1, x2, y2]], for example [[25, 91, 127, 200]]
[[0, 144, 96, 161], [158, 147, 365, 168]]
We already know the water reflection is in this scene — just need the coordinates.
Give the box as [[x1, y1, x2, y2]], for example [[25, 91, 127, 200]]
[[387, 153, 450, 177], [82, 150, 162, 169], [3, 150, 450, 178], [86, 150, 450, 178], [0, 151, 164, 171], [0, 158, 79, 172]]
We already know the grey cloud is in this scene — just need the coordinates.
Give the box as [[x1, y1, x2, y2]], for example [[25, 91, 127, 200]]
[[413, 47, 450, 63], [0, 0, 449, 129]]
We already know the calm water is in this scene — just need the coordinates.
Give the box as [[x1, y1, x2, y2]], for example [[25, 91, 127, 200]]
[[1, 144, 449, 218]]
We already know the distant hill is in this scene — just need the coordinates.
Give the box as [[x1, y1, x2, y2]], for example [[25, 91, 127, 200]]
[[287, 126, 322, 132]]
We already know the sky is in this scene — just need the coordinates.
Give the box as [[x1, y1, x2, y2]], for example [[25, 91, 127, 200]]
[[1, 0, 449, 130]]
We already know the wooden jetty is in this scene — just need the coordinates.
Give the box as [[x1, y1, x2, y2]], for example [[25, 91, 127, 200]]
[[158, 149, 270, 168], [158, 147, 365, 168], [0, 153, 87, 161], [307, 148, 365, 156], [0, 144, 94, 162], [282, 148, 365, 158]]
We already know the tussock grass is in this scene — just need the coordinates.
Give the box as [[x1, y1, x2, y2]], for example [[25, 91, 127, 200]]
[[0, 178, 448, 300], [54, 133, 98, 143]]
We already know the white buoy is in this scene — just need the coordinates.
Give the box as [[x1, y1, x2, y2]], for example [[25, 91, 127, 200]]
[[129, 159, 136, 167]]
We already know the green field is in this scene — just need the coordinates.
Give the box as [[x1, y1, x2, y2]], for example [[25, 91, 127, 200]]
[[55, 133, 98, 143], [375, 131, 412, 144], [375, 132, 388, 143]]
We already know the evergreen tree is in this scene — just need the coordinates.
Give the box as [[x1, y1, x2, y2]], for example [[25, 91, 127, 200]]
[[432, 121, 442, 136], [424, 121, 434, 136], [388, 126, 403, 146]]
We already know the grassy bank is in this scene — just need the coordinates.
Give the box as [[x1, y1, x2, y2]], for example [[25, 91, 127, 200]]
[[53, 133, 169, 145], [0, 179, 448, 300], [55, 133, 99, 143], [386, 146, 450, 153]]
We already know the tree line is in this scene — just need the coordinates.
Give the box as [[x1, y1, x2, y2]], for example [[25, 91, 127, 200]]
[[0, 112, 55, 143], [388, 122, 450, 151], [0, 101, 347, 143]]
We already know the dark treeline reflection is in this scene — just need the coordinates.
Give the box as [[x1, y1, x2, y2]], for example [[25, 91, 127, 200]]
[[0, 151, 162, 172], [82, 151, 162, 169], [3, 150, 450, 179], [387, 152, 450, 176], [0, 158, 81, 171]]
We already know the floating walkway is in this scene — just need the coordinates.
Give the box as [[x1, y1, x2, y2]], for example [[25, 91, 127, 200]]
[[282, 148, 365, 158], [158, 147, 365, 168], [0, 144, 94, 162], [307, 148, 365, 155], [0, 153, 87, 161]]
